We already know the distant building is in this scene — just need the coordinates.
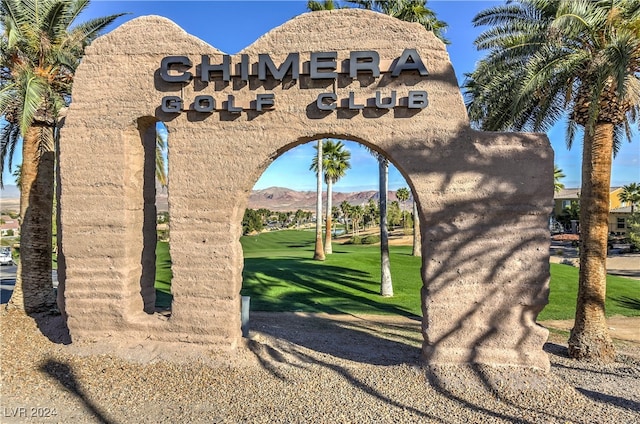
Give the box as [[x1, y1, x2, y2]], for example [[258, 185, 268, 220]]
[[553, 187, 633, 236], [0, 215, 20, 237], [609, 206, 633, 236]]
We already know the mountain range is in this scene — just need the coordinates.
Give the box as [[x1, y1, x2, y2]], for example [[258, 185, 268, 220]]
[[248, 187, 404, 212]]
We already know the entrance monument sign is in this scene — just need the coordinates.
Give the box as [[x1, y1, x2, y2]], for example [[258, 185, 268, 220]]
[[58, 10, 553, 370]]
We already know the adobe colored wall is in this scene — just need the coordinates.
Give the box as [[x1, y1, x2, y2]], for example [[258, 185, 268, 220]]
[[59, 9, 553, 370]]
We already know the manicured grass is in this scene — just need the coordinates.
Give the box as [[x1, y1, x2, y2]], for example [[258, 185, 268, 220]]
[[155, 230, 640, 321], [240, 230, 422, 317], [539, 263, 640, 321], [155, 241, 173, 310]]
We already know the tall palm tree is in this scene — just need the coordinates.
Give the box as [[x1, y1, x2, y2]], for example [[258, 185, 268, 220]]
[[361, 147, 393, 296], [377, 154, 393, 296], [554, 165, 566, 193], [310, 139, 325, 260], [1, 0, 124, 313], [306, 0, 333, 260], [156, 123, 168, 187], [619, 183, 640, 214], [464, 0, 639, 362], [412, 197, 421, 256], [311, 140, 351, 254]]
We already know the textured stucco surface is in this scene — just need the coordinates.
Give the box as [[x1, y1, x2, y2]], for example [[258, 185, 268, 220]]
[[59, 9, 553, 370]]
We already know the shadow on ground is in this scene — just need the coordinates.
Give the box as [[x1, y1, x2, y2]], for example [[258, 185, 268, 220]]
[[248, 311, 422, 366]]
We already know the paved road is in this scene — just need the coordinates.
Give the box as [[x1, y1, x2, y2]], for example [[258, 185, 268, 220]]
[[0, 265, 58, 304]]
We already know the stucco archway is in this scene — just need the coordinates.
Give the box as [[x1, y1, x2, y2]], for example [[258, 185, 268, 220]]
[[58, 9, 553, 370]]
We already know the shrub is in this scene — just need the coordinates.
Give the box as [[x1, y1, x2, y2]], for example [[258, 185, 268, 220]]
[[346, 235, 362, 245], [362, 235, 380, 244]]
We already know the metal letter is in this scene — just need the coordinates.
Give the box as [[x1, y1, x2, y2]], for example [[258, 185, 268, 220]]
[[375, 91, 396, 109], [160, 56, 192, 83], [161, 96, 182, 113], [316, 93, 337, 111], [349, 51, 380, 78], [201, 54, 230, 82], [194, 95, 215, 112], [391, 49, 428, 77], [348, 92, 365, 110], [408, 91, 428, 108], [310, 52, 337, 79], [256, 93, 275, 111], [240, 54, 250, 82], [258, 53, 300, 81], [226, 95, 242, 113]]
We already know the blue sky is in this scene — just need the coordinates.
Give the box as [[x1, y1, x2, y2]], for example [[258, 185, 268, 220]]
[[1, 0, 639, 192]]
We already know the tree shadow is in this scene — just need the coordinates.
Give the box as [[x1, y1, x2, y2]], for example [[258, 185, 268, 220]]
[[241, 256, 418, 317], [248, 312, 421, 366], [611, 296, 640, 310], [575, 387, 640, 412], [40, 360, 113, 423], [247, 336, 438, 421]]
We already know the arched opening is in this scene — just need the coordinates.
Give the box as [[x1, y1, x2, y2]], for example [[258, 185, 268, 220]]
[[238, 137, 425, 362]]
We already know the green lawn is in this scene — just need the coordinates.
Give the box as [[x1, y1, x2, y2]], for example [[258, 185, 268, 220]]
[[155, 230, 640, 320]]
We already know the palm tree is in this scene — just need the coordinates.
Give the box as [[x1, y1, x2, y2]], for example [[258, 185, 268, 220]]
[[340, 200, 351, 234], [364, 198, 378, 229], [464, 0, 639, 362], [310, 140, 325, 260], [11, 164, 21, 192], [311, 140, 351, 254], [307, 0, 342, 11], [156, 123, 168, 187], [351, 205, 364, 235], [412, 198, 421, 256], [0, 0, 124, 313], [377, 154, 393, 296], [619, 183, 640, 214], [554, 165, 566, 193], [396, 186, 421, 256], [396, 187, 410, 228]]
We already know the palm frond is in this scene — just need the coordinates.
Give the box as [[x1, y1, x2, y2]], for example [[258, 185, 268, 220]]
[[0, 119, 20, 188], [67, 13, 127, 44], [20, 74, 47, 134]]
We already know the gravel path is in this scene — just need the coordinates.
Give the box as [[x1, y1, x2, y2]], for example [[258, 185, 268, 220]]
[[1, 310, 639, 423]]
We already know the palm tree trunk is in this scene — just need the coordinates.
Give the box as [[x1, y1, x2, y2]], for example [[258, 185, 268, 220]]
[[324, 179, 333, 255], [412, 199, 422, 257], [344, 212, 349, 235], [7, 125, 56, 313], [313, 140, 325, 261], [379, 158, 393, 297], [568, 122, 615, 362]]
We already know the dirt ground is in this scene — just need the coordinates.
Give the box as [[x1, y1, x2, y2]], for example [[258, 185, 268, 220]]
[[13, 310, 639, 369]]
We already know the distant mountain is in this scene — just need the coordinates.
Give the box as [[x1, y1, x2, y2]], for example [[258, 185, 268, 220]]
[[248, 186, 403, 212], [0, 185, 20, 213], [156, 186, 398, 212], [0, 185, 19, 199]]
